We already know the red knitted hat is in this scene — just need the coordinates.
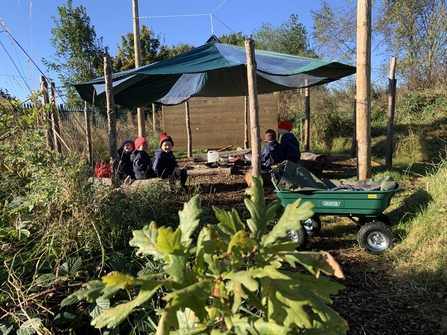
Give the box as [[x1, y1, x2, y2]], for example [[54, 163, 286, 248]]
[[134, 137, 148, 150], [278, 120, 293, 132], [159, 132, 174, 147]]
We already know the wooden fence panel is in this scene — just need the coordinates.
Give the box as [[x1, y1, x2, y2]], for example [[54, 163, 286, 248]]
[[162, 94, 279, 150]]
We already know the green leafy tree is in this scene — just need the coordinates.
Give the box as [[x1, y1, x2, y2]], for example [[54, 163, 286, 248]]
[[113, 25, 163, 71], [376, 0, 447, 89], [253, 14, 318, 57], [217, 32, 249, 46], [157, 42, 195, 61], [311, 1, 357, 64], [68, 177, 348, 334], [43, 0, 107, 105], [113, 25, 195, 72]]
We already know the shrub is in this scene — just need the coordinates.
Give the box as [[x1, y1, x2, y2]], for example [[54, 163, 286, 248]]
[[68, 177, 348, 334]]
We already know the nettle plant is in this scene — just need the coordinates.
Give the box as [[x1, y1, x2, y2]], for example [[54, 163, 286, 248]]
[[69, 177, 348, 334]]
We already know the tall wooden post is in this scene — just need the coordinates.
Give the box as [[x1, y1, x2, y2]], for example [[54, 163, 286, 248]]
[[152, 103, 156, 131], [304, 80, 310, 152], [40, 76, 54, 150], [244, 96, 249, 149], [84, 101, 93, 165], [386, 57, 397, 168], [104, 55, 120, 187], [350, 97, 357, 158], [245, 39, 261, 177], [50, 82, 62, 154], [185, 101, 192, 158], [133, 0, 145, 137], [356, 0, 372, 179]]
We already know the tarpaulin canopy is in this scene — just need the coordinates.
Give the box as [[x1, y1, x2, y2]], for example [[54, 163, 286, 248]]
[[74, 42, 356, 108]]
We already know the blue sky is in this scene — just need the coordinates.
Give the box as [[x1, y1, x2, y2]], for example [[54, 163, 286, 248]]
[[1, 0, 353, 101]]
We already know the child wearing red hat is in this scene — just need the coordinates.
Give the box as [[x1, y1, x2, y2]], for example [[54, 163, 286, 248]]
[[278, 120, 301, 163], [152, 133, 187, 187], [130, 137, 156, 179]]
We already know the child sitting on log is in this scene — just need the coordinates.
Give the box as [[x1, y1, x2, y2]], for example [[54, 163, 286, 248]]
[[152, 133, 187, 187]]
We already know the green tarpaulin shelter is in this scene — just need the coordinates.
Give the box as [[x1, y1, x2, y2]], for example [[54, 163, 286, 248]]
[[73, 42, 356, 108]]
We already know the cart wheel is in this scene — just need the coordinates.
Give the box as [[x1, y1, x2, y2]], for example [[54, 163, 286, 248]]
[[287, 227, 308, 250], [358, 222, 393, 255], [302, 215, 321, 236]]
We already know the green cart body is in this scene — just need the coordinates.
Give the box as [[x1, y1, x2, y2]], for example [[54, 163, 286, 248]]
[[275, 184, 402, 218], [274, 185, 401, 254]]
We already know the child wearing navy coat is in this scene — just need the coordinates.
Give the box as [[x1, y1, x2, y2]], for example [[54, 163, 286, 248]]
[[118, 139, 135, 183], [152, 133, 187, 187], [278, 120, 301, 163], [261, 129, 285, 170], [131, 137, 156, 179]]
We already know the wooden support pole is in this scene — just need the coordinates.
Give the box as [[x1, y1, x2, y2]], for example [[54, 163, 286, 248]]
[[132, 0, 145, 137], [356, 0, 372, 179], [386, 57, 397, 168], [244, 96, 249, 149], [40, 76, 54, 150], [350, 97, 357, 158], [152, 103, 156, 131], [304, 80, 310, 152], [185, 100, 192, 158], [104, 55, 120, 187], [245, 39, 261, 177], [50, 82, 62, 154], [84, 101, 93, 165]]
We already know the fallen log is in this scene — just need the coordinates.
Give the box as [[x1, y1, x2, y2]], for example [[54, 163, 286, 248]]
[[300, 152, 327, 174], [185, 166, 233, 176], [193, 149, 251, 162]]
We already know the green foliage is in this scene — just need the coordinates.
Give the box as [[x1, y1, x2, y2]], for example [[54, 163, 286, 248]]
[[253, 14, 317, 57], [311, 1, 357, 64], [217, 32, 249, 46], [70, 176, 347, 334], [377, 0, 447, 88], [113, 25, 163, 72], [43, 0, 108, 104]]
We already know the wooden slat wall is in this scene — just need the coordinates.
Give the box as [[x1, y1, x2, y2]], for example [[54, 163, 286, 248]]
[[162, 94, 279, 150]]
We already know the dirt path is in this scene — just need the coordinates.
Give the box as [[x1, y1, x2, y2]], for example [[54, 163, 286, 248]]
[[179, 154, 444, 335]]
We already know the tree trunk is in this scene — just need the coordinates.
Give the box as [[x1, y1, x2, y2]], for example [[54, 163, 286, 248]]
[[84, 101, 93, 165], [104, 55, 120, 188], [304, 82, 310, 152], [245, 39, 261, 177], [356, 0, 372, 179], [386, 57, 397, 168], [133, 0, 145, 137], [40, 76, 54, 150], [185, 101, 192, 158], [244, 96, 249, 149], [50, 82, 62, 154]]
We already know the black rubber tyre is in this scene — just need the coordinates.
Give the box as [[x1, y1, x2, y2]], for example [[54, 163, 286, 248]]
[[286, 227, 308, 250], [302, 215, 322, 236], [358, 222, 394, 255]]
